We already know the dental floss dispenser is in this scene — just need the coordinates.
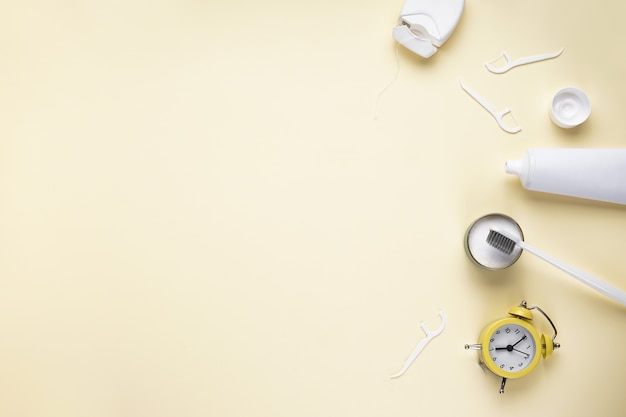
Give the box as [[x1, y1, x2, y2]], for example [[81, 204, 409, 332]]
[[505, 148, 626, 205], [392, 0, 464, 58]]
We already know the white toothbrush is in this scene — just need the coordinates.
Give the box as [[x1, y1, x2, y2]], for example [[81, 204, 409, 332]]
[[487, 227, 626, 307]]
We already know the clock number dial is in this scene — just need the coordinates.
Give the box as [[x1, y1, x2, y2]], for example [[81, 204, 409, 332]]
[[487, 324, 536, 373]]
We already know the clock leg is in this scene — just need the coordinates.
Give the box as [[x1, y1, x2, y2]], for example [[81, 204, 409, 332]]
[[499, 377, 507, 394]]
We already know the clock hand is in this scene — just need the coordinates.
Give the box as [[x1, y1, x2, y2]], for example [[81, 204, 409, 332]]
[[494, 335, 529, 354], [495, 346, 528, 356], [495, 346, 530, 358], [512, 335, 527, 347], [512, 348, 530, 358]]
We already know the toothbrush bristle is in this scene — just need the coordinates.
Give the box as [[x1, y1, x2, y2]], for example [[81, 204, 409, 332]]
[[486, 230, 516, 255]]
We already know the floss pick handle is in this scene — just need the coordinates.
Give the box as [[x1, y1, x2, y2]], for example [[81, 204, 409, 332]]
[[389, 311, 446, 378]]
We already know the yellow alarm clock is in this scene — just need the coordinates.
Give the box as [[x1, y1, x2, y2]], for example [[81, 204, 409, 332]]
[[465, 300, 560, 394]]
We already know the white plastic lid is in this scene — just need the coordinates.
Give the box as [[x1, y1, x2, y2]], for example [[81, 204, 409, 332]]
[[550, 87, 591, 128]]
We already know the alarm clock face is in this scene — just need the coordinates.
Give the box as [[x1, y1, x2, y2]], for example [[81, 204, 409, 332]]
[[482, 320, 541, 378], [488, 323, 536, 372]]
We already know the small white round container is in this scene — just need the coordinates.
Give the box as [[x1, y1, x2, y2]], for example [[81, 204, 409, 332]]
[[464, 213, 524, 270], [550, 87, 591, 128]]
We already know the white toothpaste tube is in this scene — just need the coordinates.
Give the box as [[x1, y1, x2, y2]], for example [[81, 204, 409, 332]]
[[505, 148, 626, 205]]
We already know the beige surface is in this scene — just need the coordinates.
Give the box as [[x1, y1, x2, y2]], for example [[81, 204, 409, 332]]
[[2, 1, 626, 416]]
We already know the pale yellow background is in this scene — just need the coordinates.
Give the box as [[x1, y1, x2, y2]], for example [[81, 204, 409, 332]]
[[1, 1, 626, 416]]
